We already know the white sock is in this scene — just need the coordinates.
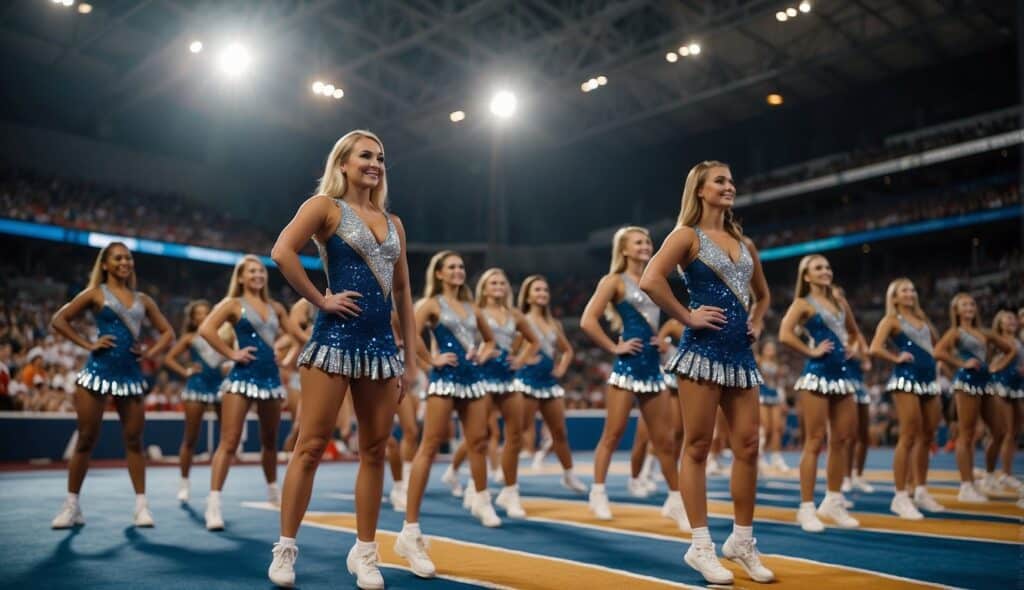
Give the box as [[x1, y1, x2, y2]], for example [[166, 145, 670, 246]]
[[180, 477, 189, 486], [268, 482, 280, 494], [691, 526, 712, 546], [209, 490, 222, 503], [800, 501, 816, 510], [277, 536, 296, 548], [960, 482, 973, 491], [444, 464, 456, 477], [402, 461, 412, 481], [67, 492, 80, 506], [914, 485, 928, 496], [894, 490, 909, 499], [563, 467, 575, 476], [402, 521, 421, 535], [640, 454, 656, 479], [355, 539, 377, 552], [502, 485, 517, 494], [732, 524, 753, 540], [591, 483, 606, 493], [824, 490, 842, 502], [666, 490, 682, 504], [771, 452, 783, 462], [135, 494, 148, 509]]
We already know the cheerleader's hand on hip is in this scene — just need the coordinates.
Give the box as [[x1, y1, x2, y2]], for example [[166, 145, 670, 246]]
[[810, 340, 834, 358], [687, 306, 727, 330], [230, 346, 257, 365], [552, 366, 566, 379], [747, 319, 763, 343], [896, 352, 914, 364], [399, 367, 419, 404], [322, 288, 362, 318], [90, 335, 116, 352], [614, 337, 644, 355], [432, 352, 459, 367], [963, 358, 982, 370]]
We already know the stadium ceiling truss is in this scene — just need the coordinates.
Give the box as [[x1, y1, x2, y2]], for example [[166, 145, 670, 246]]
[[1, 0, 1013, 157]]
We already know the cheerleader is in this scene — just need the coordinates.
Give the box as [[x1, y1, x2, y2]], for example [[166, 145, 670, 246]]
[[445, 268, 540, 517], [198, 255, 304, 531], [935, 293, 1014, 502], [580, 226, 687, 527], [268, 130, 418, 589], [779, 255, 864, 532], [395, 251, 497, 580], [49, 242, 174, 528], [992, 310, 1023, 490], [162, 300, 229, 503], [870, 279, 946, 516], [756, 340, 789, 473], [842, 347, 875, 496], [640, 161, 774, 584], [515, 275, 587, 491]]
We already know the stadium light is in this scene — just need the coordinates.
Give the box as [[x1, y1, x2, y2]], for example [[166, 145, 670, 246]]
[[217, 42, 251, 78], [312, 80, 324, 94], [332, 88, 344, 99], [786, 7, 798, 17], [596, 75, 607, 86], [60, 0, 73, 6], [776, 11, 788, 21], [766, 93, 784, 106], [489, 90, 517, 119], [189, 40, 203, 54], [678, 46, 690, 57], [799, 1, 812, 13], [665, 51, 678, 63], [688, 43, 701, 55], [450, 110, 466, 123], [78, 3, 92, 13]]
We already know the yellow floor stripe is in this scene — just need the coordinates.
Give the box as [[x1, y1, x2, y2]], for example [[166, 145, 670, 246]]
[[303, 513, 696, 589], [522, 499, 944, 589], [524, 495, 1021, 544]]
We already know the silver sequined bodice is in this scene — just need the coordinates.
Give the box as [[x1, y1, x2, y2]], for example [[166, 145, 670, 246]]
[[486, 311, 517, 351], [693, 228, 753, 309], [437, 297, 479, 352]]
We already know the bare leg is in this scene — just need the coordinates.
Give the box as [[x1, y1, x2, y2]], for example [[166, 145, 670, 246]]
[[405, 396, 455, 524], [630, 418, 650, 478], [179, 401, 206, 478], [915, 395, 941, 487], [955, 392, 982, 482], [397, 395, 420, 463], [387, 437, 402, 483], [521, 397, 540, 458], [494, 391, 524, 485], [677, 378, 722, 528], [210, 393, 252, 492], [981, 395, 1008, 473], [854, 403, 870, 475], [825, 395, 857, 493], [720, 387, 761, 526], [67, 389, 106, 494], [114, 396, 147, 494], [279, 369, 347, 538], [1001, 399, 1022, 475], [256, 399, 283, 485], [637, 390, 682, 489], [456, 397, 491, 493], [538, 398, 574, 470], [592, 387, 636, 484], [284, 385, 301, 453], [798, 391, 830, 501], [892, 393, 923, 492], [350, 378, 400, 541]]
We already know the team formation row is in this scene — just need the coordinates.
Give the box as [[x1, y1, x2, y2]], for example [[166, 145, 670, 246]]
[[45, 131, 1024, 589]]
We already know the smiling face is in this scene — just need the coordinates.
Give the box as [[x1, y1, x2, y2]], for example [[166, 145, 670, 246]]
[[954, 294, 977, 326], [238, 260, 268, 293], [698, 166, 736, 209], [803, 255, 833, 289], [484, 271, 509, 301], [340, 136, 384, 191], [622, 230, 653, 264], [436, 255, 466, 288], [102, 244, 134, 283], [528, 279, 550, 308], [191, 303, 210, 327], [895, 281, 918, 308], [997, 312, 1019, 336]]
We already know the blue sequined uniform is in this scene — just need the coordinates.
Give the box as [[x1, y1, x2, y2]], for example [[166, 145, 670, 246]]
[[479, 312, 517, 394], [513, 317, 564, 399], [426, 297, 485, 399], [76, 285, 148, 397], [846, 358, 870, 405], [793, 296, 856, 395], [181, 336, 226, 403], [221, 298, 285, 400], [885, 315, 939, 395], [952, 328, 990, 396], [759, 360, 782, 405], [298, 199, 403, 380], [665, 228, 762, 388], [608, 274, 667, 393], [989, 340, 1023, 399]]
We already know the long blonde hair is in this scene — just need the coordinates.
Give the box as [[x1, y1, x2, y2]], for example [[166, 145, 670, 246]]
[[949, 292, 978, 329], [884, 277, 932, 330], [676, 160, 743, 241], [423, 250, 473, 302], [518, 274, 553, 321], [604, 226, 650, 333], [226, 255, 270, 301], [182, 299, 211, 334], [992, 310, 1016, 336], [316, 130, 388, 211], [475, 268, 513, 309], [795, 254, 839, 310], [87, 242, 137, 290]]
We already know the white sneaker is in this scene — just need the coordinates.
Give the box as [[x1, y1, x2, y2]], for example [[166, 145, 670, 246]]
[[998, 474, 1022, 490], [462, 485, 476, 510], [683, 543, 734, 585], [394, 529, 436, 578], [133, 504, 155, 527], [841, 494, 855, 509], [471, 490, 502, 528], [389, 486, 407, 512], [51, 499, 85, 529], [770, 453, 790, 471], [205, 498, 225, 531], [441, 466, 464, 498], [268, 543, 297, 588], [660, 494, 691, 532], [978, 473, 1003, 495], [346, 543, 385, 590], [957, 482, 988, 503], [706, 457, 724, 476], [1017, 498, 1024, 510], [840, 477, 853, 493], [817, 495, 860, 528], [491, 469, 505, 485], [643, 477, 657, 493], [531, 451, 546, 471], [890, 494, 924, 520], [851, 475, 875, 493], [177, 480, 190, 503], [628, 477, 650, 498], [561, 471, 587, 493], [495, 486, 527, 519], [267, 485, 281, 507], [722, 535, 775, 583], [913, 488, 945, 512], [589, 488, 613, 520], [796, 503, 825, 533]]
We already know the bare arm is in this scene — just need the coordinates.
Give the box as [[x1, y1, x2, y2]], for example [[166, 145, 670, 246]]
[[163, 332, 196, 379], [744, 237, 771, 340], [415, 298, 454, 368], [50, 288, 105, 351], [199, 299, 254, 364], [390, 216, 420, 389], [986, 331, 1016, 373], [289, 299, 314, 341], [657, 318, 684, 342], [473, 305, 496, 363], [933, 328, 967, 368], [869, 316, 910, 364], [139, 294, 175, 359], [273, 301, 306, 368], [579, 274, 641, 355], [639, 227, 726, 330], [510, 309, 540, 369], [552, 322, 574, 378], [778, 299, 832, 358]]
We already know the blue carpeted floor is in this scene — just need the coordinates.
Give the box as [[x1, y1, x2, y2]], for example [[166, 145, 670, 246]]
[[2, 449, 1020, 589]]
